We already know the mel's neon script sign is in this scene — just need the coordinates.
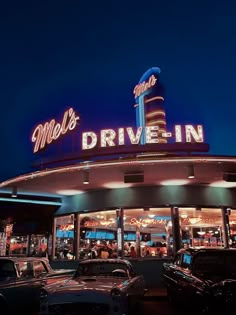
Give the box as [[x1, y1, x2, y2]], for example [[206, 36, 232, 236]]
[[32, 108, 79, 153], [31, 107, 204, 153], [133, 74, 157, 98]]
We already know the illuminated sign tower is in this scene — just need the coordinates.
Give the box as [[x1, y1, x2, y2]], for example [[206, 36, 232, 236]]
[[134, 67, 167, 144]]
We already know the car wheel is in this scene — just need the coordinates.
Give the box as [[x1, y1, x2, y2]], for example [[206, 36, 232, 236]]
[[131, 298, 144, 315], [167, 287, 177, 306], [0, 298, 8, 313]]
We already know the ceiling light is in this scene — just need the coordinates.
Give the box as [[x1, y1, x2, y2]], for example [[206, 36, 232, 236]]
[[187, 164, 195, 179], [197, 231, 205, 236], [11, 187, 17, 198], [83, 170, 89, 184]]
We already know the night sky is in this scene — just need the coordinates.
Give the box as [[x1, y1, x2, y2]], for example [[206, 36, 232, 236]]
[[1, 0, 236, 182]]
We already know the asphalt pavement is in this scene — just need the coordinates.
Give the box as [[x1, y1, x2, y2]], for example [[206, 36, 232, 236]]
[[144, 287, 167, 299]]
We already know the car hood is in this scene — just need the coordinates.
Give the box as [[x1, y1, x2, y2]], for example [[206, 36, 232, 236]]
[[213, 278, 236, 288], [51, 268, 75, 275], [45, 276, 126, 295], [201, 274, 236, 285]]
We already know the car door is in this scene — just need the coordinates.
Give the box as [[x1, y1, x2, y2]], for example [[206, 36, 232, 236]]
[[0, 259, 19, 308], [173, 253, 197, 301], [9, 261, 41, 311], [126, 267, 145, 309], [163, 253, 182, 294]]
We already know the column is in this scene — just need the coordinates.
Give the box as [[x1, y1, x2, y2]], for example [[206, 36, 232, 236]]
[[74, 213, 80, 260], [171, 206, 181, 255], [51, 217, 57, 260], [135, 224, 141, 257], [221, 207, 230, 248], [116, 208, 124, 258], [26, 234, 31, 256]]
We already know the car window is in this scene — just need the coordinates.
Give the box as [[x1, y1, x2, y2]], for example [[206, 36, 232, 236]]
[[33, 261, 47, 276], [76, 262, 128, 277], [16, 261, 34, 278], [0, 260, 16, 279], [174, 253, 182, 266], [182, 253, 192, 269], [194, 252, 236, 274]]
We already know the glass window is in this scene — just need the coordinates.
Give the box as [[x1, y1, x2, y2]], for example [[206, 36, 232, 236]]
[[9, 235, 28, 256], [79, 210, 117, 260], [55, 215, 74, 260], [179, 207, 224, 249], [228, 208, 236, 248], [30, 235, 48, 257], [123, 208, 172, 258]]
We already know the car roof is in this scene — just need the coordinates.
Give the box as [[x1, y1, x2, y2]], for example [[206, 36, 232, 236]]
[[177, 247, 236, 256], [0, 256, 49, 262], [79, 258, 132, 266]]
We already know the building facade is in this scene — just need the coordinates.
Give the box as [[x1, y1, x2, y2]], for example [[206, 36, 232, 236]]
[[1, 67, 236, 261]]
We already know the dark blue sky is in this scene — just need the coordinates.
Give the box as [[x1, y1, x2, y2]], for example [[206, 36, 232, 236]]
[[1, 0, 236, 182]]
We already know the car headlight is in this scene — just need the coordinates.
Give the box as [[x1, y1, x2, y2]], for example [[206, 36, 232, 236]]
[[111, 288, 122, 299]]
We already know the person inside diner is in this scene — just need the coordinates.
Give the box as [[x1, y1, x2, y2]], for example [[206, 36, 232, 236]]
[[129, 246, 137, 258]]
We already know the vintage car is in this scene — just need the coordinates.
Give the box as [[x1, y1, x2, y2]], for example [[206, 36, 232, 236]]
[[0, 256, 75, 313], [39, 258, 146, 315], [162, 247, 236, 313]]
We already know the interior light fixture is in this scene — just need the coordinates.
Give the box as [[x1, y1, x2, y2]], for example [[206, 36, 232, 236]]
[[11, 187, 17, 198], [83, 170, 89, 184], [187, 164, 195, 179], [197, 231, 206, 236]]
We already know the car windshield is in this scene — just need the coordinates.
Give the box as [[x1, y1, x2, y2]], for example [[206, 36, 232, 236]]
[[193, 251, 236, 276], [0, 260, 16, 279], [74, 262, 128, 278]]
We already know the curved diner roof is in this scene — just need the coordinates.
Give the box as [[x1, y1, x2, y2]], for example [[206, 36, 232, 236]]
[[1, 153, 236, 197]]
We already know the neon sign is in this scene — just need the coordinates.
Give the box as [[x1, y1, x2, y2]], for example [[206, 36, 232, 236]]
[[83, 220, 113, 227], [130, 217, 167, 227], [31, 67, 206, 154], [134, 67, 161, 144], [82, 125, 204, 150], [32, 108, 79, 153], [133, 74, 157, 98], [181, 217, 217, 225]]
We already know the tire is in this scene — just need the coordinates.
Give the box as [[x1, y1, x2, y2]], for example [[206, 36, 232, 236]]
[[167, 287, 177, 306], [0, 298, 9, 313], [130, 299, 144, 315]]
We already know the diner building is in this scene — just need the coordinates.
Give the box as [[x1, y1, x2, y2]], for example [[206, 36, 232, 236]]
[[1, 67, 236, 261]]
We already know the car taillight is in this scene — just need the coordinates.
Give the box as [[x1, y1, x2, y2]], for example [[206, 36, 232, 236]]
[[40, 289, 48, 300]]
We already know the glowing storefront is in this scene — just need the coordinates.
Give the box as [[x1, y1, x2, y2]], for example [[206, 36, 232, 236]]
[[1, 67, 236, 259]]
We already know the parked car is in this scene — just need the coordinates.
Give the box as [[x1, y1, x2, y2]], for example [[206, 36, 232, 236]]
[[162, 247, 236, 313], [0, 256, 75, 313], [39, 258, 146, 315]]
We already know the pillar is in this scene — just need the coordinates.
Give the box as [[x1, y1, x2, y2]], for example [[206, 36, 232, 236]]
[[171, 206, 181, 255], [116, 208, 124, 258], [221, 207, 230, 248]]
